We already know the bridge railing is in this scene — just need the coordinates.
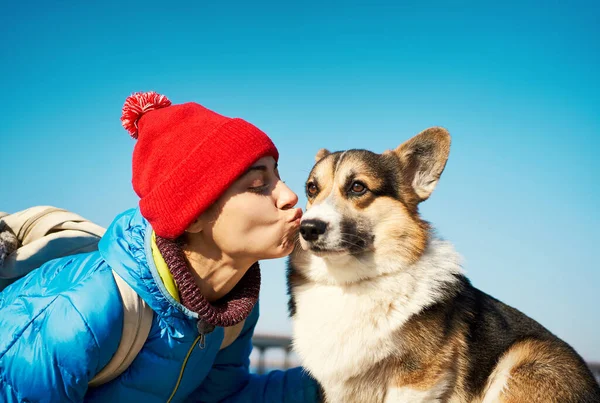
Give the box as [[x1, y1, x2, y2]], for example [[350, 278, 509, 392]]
[[251, 334, 294, 374]]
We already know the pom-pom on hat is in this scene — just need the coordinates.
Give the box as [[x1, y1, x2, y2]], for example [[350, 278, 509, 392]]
[[121, 91, 279, 239]]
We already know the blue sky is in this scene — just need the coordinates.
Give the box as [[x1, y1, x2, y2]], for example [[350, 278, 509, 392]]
[[2, 1, 599, 361]]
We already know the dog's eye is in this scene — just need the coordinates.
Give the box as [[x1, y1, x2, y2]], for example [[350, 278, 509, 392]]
[[307, 182, 318, 197], [350, 181, 367, 194]]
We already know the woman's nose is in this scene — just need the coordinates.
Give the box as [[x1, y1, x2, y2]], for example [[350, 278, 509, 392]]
[[276, 180, 299, 210]]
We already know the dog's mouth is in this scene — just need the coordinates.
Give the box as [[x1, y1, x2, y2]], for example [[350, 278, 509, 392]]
[[304, 244, 349, 257], [301, 241, 374, 258]]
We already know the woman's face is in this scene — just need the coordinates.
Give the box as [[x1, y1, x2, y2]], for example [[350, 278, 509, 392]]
[[199, 156, 302, 262]]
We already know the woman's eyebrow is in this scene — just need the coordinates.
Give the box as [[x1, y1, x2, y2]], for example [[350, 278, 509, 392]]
[[243, 162, 278, 177], [241, 165, 267, 178]]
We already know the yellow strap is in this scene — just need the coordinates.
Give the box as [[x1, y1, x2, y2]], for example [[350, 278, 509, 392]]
[[151, 232, 180, 303]]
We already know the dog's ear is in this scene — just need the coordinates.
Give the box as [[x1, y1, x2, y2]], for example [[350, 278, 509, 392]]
[[394, 127, 451, 203], [315, 148, 331, 163]]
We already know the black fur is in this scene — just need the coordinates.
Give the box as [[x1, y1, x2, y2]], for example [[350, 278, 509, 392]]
[[286, 260, 299, 317], [339, 218, 374, 253], [347, 150, 402, 200]]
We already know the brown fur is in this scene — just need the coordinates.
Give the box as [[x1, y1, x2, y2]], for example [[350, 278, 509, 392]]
[[480, 339, 600, 403]]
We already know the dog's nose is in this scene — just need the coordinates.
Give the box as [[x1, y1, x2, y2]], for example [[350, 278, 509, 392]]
[[300, 220, 328, 241]]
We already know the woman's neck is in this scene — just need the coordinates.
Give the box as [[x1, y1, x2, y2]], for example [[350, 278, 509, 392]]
[[181, 232, 255, 302], [154, 234, 261, 328]]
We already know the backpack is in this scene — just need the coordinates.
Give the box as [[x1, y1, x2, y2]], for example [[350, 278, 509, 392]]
[[0, 206, 153, 387]]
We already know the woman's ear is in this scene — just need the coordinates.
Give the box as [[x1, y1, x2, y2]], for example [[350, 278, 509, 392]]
[[185, 217, 204, 234]]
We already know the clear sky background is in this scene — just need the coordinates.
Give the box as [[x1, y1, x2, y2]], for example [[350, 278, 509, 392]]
[[2, 1, 599, 362]]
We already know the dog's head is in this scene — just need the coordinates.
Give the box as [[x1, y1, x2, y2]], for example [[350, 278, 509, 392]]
[[291, 127, 451, 284]]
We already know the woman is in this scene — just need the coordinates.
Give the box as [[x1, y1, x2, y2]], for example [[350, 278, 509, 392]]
[[0, 92, 320, 402]]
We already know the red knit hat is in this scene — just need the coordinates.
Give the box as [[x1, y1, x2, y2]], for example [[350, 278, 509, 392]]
[[121, 91, 279, 239]]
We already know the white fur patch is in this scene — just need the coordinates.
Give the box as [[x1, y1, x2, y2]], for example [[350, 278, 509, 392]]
[[413, 171, 439, 200], [302, 198, 340, 223], [292, 237, 463, 401], [480, 348, 516, 403], [300, 152, 348, 251], [299, 188, 352, 255]]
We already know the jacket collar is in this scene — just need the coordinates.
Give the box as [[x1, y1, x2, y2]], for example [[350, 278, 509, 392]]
[[98, 208, 199, 329]]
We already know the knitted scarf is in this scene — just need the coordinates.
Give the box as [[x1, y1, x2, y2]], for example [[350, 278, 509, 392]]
[[154, 235, 260, 332]]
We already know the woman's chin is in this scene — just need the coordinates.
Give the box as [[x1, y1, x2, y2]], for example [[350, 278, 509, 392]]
[[258, 243, 295, 261]]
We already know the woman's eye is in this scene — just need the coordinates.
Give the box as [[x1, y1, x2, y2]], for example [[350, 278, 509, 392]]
[[306, 182, 318, 197], [248, 180, 269, 193], [350, 181, 367, 194]]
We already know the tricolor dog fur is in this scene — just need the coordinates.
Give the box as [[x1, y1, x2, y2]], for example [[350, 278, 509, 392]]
[[287, 127, 600, 403]]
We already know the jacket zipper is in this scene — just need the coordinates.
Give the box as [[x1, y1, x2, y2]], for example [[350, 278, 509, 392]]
[[166, 334, 202, 403]]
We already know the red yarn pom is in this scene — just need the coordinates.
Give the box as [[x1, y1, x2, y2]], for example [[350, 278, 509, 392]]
[[121, 91, 172, 139]]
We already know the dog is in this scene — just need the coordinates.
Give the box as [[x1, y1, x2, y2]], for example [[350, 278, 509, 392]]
[[287, 127, 600, 402]]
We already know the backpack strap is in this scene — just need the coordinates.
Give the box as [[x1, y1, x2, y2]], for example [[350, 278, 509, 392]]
[[88, 270, 154, 387]]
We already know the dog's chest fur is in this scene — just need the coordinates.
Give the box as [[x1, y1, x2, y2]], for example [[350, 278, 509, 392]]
[[291, 239, 463, 402]]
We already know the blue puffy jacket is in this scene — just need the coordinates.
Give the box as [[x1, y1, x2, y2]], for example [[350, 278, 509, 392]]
[[0, 208, 319, 402]]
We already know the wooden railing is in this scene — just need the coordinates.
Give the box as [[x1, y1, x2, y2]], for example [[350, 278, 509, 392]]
[[252, 334, 600, 385]]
